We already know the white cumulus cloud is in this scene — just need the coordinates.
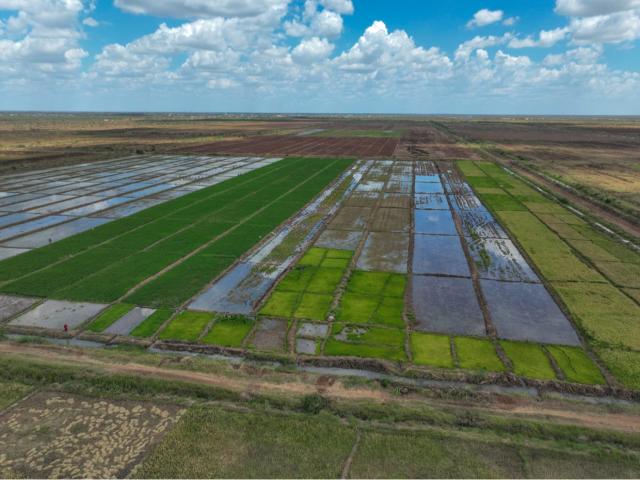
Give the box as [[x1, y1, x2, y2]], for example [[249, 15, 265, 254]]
[[467, 9, 504, 28]]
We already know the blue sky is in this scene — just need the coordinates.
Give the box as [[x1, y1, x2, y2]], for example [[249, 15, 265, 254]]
[[1, 0, 639, 114]]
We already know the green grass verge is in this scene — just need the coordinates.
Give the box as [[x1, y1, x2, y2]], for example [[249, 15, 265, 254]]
[[455, 337, 505, 372], [410, 333, 453, 368], [202, 316, 254, 348], [547, 346, 605, 385], [501, 341, 556, 380], [85, 303, 134, 333], [130, 308, 174, 338], [158, 311, 213, 342], [134, 406, 355, 478]]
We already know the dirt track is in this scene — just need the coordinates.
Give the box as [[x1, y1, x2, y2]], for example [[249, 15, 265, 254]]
[[2, 343, 639, 434]]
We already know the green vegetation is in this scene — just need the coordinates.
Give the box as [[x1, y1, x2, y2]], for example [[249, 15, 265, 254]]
[[294, 293, 333, 321], [202, 316, 254, 348], [135, 406, 355, 478], [410, 333, 453, 368], [0, 158, 353, 310], [501, 341, 557, 380], [351, 430, 522, 478], [460, 160, 640, 390], [158, 311, 213, 342], [130, 308, 173, 338], [336, 271, 406, 328], [325, 323, 406, 361], [86, 303, 134, 333], [455, 337, 505, 372], [554, 282, 640, 350], [260, 248, 353, 321], [597, 348, 640, 390], [260, 291, 299, 318], [547, 346, 605, 385]]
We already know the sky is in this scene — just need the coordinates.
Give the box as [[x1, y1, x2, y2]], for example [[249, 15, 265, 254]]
[[1, 0, 640, 114]]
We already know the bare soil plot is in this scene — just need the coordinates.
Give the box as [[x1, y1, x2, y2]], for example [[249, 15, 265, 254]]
[[357, 232, 410, 274], [395, 125, 482, 160], [0, 392, 182, 479], [183, 135, 398, 157], [315, 229, 363, 250], [370, 207, 411, 232], [328, 206, 371, 231], [250, 318, 288, 352]]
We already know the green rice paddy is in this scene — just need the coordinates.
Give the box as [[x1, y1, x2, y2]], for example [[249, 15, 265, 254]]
[[259, 248, 353, 322], [86, 303, 134, 333], [460, 160, 640, 389], [202, 316, 254, 348], [158, 311, 214, 342], [0, 158, 352, 310]]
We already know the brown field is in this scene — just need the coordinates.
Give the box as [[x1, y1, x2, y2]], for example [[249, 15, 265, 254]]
[[0, 113, 315, 171], [394, 124, 483, 160], [0, 391, 182, 478], [182, 135, 399, 157], [436, 118, 640, 221]]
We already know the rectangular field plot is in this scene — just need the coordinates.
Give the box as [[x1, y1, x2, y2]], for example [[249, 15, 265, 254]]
[[10, 300, 106, 331], [357, 232, 409, 273], [414, 210, 457, 235], [412, 275, 486, 336], [414, 193, 448, 210], [412, 235, 470, 277]]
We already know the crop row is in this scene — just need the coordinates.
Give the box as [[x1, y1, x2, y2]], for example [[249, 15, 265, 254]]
[[1, 158, 353, 309]]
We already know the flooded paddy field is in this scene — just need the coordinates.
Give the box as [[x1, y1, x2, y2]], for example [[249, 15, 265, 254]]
[[1, 154, 638, 391], [0, 155, 280, 255]]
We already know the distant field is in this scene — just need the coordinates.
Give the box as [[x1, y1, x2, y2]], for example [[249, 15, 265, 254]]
[[314, 129, 403, 138], [441, 119, 640, 221]]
